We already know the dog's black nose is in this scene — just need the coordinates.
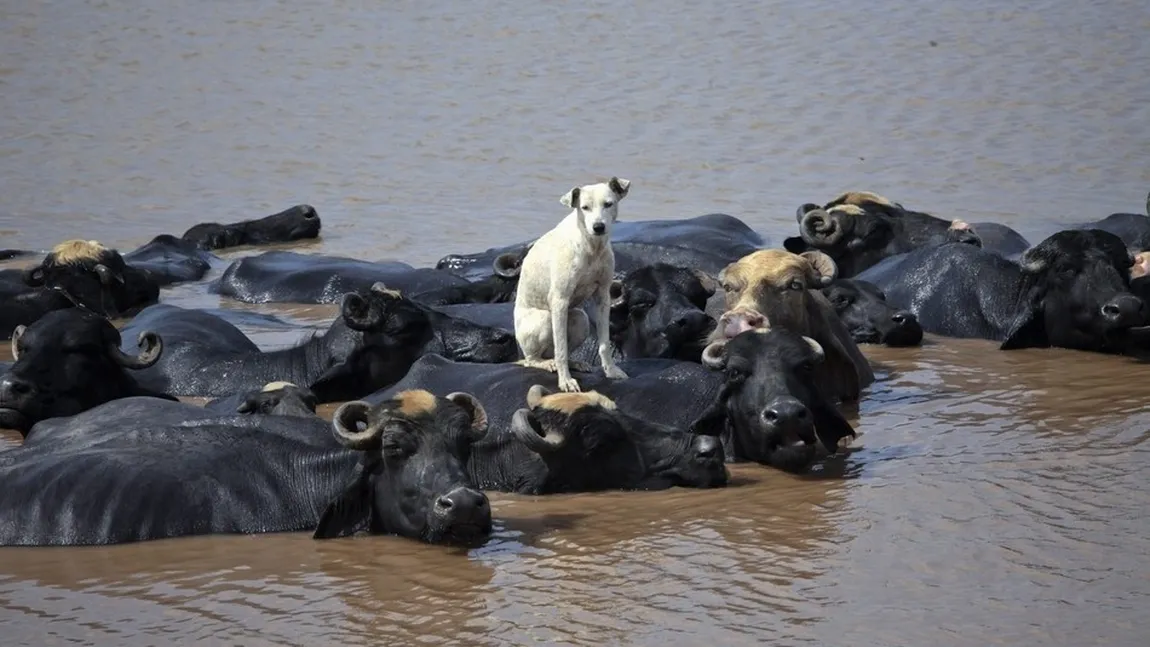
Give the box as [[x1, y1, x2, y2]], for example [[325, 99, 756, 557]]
[[592, 222, 606, 235]]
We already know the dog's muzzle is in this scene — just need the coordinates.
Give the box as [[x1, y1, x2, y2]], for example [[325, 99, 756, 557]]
[[591, 223, 606, 235]]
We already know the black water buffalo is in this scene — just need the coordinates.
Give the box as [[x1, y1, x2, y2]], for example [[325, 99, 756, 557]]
[[370, 361, 727, 492], [412, 252, 523, 306], [1070, 195, 1150, 250], [213, 251, 470, 304], [0, 390, 491, 546], [374, 327, 856, 474], [118, 284, 518, 400], [205, 381, 319, 417], [856, 229, 1147, 352], [968, 221, 1032, 259], [0, 240, 161, 338], [181, 203, 322, 250], [0, 309, 175, 436], [782, 191, 988, 277], [122, 234, 219, 286], [821, 278, 923, 347], [437, 213, 764, 281], [608, 263, 717, 361]]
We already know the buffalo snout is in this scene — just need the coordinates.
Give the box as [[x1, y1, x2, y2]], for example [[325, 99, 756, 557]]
[[693, 434, 721, 460], [433, 486, 492, 539], [886, 310, 924, 346], [1101, 294, 1146, 328], [761, 397, 816, 444]]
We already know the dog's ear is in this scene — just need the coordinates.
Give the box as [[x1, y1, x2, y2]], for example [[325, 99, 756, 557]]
[[560, 186, 581, 209], [609, 177, 631, 199]]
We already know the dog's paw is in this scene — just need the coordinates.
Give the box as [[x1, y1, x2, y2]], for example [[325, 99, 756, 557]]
[[569, 360, 593, 373], [517, 359, 557, 372], [603, 365, 629, 380], [558, 376, 582, 393]]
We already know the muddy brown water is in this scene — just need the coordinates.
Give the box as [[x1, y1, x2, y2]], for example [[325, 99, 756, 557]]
[[2, 0, 1150, 645]]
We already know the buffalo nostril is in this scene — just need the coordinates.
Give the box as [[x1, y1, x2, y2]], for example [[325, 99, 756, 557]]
[[435, 496, 454, 512], [762, 409, 779, 423], [1102, 303, 1122, 318], [891, 313, 907, 324]]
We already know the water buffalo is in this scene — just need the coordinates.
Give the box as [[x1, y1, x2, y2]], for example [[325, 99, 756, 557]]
[[0, 389, 491, 546], [783, 191, 987, 277], [180, 203, 322, 250], [855, 229, 1148, 352], [0, 309, 175, 436], [317, 390, 492, 541], [118, 284, 518, 400], [1068, 195, 1150, 250], [374, 326, 857, 474], [436, 213, 764, 281], [213, 250, 470, 304], [821, 278, 923, 347], [608, 263, 717, 361], [711, 249, 875, 402], [411, 252, 523, 305], [0, 269, 74, 339], [122, 234, 219, 286], [205, 381, 320, 417], [371, 361, 727, 492], [1, 249, 36, 261], [0, 240, 162, 338]]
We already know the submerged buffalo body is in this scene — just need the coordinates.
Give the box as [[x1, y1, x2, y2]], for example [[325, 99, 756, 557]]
[[181, 204, 322, 250], [119, 285, 517, 400], [213, 251, 469, 304], [0, 390, 491, 547], [437, 214, 764, 281]]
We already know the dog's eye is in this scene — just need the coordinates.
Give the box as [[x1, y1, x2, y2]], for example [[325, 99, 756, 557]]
[[603, 201, 614, 208], [581, 205, 590, 211]]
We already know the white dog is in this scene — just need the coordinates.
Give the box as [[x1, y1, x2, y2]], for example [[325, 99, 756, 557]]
[[514, 177, 632, 392]]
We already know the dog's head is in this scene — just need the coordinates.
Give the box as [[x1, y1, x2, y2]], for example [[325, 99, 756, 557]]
[[560, 177, 631, 239]]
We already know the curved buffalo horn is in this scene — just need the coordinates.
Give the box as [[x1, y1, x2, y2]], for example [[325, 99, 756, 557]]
[[94, 264, 124, 286], [802, 336, 826, 362], [108, 331, 163, 369], [492, 252, 522, 279], [21, 266, 45, 287], [691, 269, 719, 296], [340, 292, 384, 331], [526, 384, 553, 409], [10, 325, 25, 361], [800, 251, 838, 285], [701, 340, 728, 369], [609, 280, 627, 308], [799, 208, 846, 247], [795, 202, 821, 224], [445, 391, 489, 441], [510, 408, 566, 453], [332, 401, 382, 450]]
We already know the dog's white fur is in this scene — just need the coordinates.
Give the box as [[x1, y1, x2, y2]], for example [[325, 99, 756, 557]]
[[514, 177, 632, 392]]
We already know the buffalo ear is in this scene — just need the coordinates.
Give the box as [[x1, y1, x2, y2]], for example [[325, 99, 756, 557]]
[[810, 401, 856, 454], [313, 463, 374, 540], [783, 237, 809, 254], [1000, 287, 1049, 350]]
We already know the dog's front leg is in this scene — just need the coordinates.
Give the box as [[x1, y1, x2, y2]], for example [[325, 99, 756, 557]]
[[550, 297, 581, 392], [596, 281, 628, 381]]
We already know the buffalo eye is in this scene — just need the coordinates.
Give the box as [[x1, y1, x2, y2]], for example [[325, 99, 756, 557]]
[[797, 360, 815, 375], [631, 301, 653, 315], [831, 295, 851, 309], [725, 365, 749, 382], [788, 279, 805, 291]]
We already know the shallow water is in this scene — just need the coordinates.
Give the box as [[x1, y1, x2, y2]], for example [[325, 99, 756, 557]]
[[2, 0, 1150, 645]]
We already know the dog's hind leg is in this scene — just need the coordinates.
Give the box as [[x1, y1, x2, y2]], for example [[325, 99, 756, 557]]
[[515, 306, 558, 371]]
